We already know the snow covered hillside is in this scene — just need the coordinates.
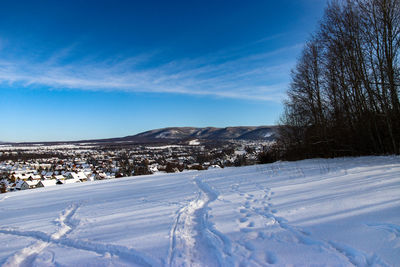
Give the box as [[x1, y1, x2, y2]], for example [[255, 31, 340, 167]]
[[0, 156, 399, 266]]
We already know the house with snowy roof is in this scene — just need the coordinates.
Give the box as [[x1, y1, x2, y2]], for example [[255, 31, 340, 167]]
[[26, 180, 38, 188], [11, 173, 29, 181], [14, 180, 36, 190], [62, 178, 81, 184], [54, 174, 65, 180], [68, 171, 87, 181], [27, 174, 42, 181], [44, 172, 54, 179], [36, 180, 58, 188]]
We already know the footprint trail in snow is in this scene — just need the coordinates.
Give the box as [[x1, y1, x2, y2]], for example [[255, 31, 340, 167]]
[[168, 175, 233, 267]]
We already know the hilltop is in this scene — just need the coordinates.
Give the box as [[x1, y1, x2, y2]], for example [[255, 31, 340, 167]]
[[1, 126, 278, 145], [84, 126, 278, 144]]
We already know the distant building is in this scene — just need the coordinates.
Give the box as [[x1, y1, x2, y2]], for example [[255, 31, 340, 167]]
[[69, 172, 87, 181], [36, 180, 58, 188], [14, 180, 34, 190]]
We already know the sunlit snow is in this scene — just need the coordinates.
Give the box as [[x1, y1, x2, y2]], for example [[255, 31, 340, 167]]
[[0, 156, 399, 266]]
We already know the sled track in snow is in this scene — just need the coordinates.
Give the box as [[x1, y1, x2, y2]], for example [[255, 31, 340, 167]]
[[0, 203, 159, 267], [167, 175, 233, 267]]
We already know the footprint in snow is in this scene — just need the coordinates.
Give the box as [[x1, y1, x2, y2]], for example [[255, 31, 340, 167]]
[[239, 217, 248, 223], [257, 231, 267, 239], [31, 250, 55, 267], [247, 221, 255, 227], [265, 251, 278, 264], [240, 228, 253, 233], [244, 241, 255, 251], [239, 208, 247, 214]]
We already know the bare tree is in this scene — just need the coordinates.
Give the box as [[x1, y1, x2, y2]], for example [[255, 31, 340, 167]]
[[278, 0, 400, 159]]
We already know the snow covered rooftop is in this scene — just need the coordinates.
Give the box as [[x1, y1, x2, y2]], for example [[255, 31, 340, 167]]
[[37, 179, 58, 187]]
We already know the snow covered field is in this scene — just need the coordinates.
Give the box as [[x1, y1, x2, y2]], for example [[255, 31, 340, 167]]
[[0, 156, 399, 266]]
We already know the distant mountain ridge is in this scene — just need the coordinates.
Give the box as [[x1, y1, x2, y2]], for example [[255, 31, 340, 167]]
[[115, 126, 278, 142], [2, 126, 279, 145]]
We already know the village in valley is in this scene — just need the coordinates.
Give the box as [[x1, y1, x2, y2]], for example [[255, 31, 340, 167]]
[[0, 139, 270, 193]]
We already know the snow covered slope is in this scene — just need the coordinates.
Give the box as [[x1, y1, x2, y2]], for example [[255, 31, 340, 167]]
[[0, 156, 399, 266]]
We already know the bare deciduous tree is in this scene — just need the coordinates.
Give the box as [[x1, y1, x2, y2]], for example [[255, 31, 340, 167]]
[[278, 0, 400, 160]]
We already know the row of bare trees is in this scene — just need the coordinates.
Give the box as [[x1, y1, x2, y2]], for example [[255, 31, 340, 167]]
[[277, 0, 400, 160]]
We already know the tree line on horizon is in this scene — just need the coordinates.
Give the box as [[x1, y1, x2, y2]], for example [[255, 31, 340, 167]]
[[268, 0, 400, 161]]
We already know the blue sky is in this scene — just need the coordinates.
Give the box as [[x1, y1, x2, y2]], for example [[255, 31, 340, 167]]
[[0, 0, 327, 142]]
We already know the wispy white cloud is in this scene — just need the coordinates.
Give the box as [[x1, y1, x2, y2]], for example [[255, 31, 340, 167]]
[[0, 42, 300, 102]]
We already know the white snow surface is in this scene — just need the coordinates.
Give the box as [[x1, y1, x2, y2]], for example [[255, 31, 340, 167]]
[[0, 156, 399, 266], [188, 139, 200, 146]]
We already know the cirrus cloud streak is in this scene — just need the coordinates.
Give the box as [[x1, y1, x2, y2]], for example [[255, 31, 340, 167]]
[[0, 44, 301, 102]]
